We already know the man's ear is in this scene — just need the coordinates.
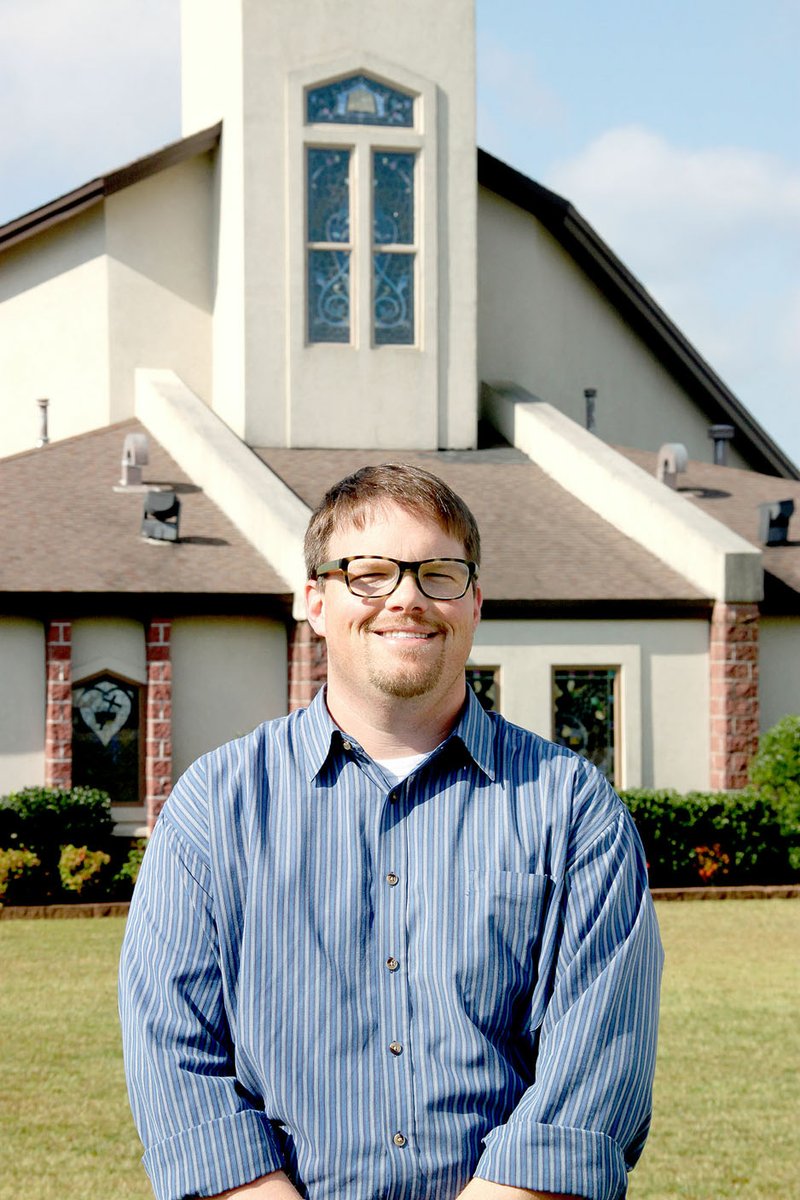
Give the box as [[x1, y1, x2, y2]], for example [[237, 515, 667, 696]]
[[305, 579, 326, 637], [472, 582, 483, 631]]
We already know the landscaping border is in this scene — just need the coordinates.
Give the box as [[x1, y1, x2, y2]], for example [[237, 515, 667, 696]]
[[2, 884, 800, 918]]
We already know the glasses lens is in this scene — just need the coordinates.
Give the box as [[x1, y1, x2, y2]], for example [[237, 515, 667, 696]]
[[347, 558, 399, 596], [418, 560, 470, 599]]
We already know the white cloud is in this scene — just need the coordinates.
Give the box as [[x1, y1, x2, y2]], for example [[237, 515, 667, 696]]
[[547, 125, 800, 276]]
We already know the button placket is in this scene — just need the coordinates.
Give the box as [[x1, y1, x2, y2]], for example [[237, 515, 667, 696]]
[[376, 785, 415, 1170]]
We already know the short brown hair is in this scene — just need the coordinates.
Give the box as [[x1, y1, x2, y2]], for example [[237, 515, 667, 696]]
[[304, 463, 481, 578]]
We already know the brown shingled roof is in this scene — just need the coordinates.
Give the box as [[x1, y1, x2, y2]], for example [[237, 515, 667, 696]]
[[1, 421, 290, 610], [618, 446, 800, 611], [255, 446, 707, 612]]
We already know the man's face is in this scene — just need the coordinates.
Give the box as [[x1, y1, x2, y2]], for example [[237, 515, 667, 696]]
[[305, 501, 482, 708]]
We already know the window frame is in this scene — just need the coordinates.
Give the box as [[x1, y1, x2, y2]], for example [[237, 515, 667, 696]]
[[466, 664, 501, 713], [551, 664, 621, 786], [71, 669, 145, 807], [289, 57, 437, 356]]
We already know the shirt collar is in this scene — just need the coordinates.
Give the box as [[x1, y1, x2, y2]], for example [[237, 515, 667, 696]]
[[447, 684, 497, 781], [301, 683, 496, 782]]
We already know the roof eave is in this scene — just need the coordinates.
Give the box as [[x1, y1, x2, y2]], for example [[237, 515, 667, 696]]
[[0, 123, 222, 254]]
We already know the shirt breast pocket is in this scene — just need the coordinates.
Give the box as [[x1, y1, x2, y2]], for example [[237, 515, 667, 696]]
[[460, 870, 552, 1035]]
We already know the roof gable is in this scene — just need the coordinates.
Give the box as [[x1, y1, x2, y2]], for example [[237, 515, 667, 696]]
[[478, 149, 798, 481]]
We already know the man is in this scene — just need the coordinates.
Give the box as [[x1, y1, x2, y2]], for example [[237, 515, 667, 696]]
[[120, 463, 662, 1200]]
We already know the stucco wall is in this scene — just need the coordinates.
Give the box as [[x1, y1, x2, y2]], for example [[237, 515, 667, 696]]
[[471, 617, 710, 792], [0, 208, 110, 457], [477, 188, 750, 469], [171, 616, 287, 775], [181, 0, 477, 449], [106, 156, 215, 423], [0, 619, 45, 792], [759, 617, 800, 729], [72, 618, 147, 685]]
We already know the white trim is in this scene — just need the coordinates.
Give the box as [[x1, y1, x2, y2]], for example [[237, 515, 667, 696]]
[[135, 368, 311, 617], [483, 383, 763, 602]]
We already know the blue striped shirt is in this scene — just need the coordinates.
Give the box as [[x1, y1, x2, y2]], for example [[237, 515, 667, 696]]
[[119, 686, 662, 1200]]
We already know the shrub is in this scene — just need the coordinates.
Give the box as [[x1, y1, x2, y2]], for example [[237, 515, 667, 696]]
[[0, 786, 113, 865], [749, 715, 800, 871], [58, 844, 112, 896], [112, 838, 148, 898], [0, 848, 42, 905], [619, 787, 793, 887]]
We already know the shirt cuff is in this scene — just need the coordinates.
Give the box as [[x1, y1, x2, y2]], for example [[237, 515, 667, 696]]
[[475, 1121, 628, 1200], [142, 1109, 285, 1200]]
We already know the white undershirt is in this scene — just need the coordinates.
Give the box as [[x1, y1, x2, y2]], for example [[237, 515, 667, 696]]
[[373, 752, 429, 787]]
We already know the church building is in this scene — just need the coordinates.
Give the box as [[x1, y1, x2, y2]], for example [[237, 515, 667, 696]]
[[1, 0, 798, 835]]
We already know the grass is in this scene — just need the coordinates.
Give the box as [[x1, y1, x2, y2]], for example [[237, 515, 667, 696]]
[[0, 902, 797, 1200]]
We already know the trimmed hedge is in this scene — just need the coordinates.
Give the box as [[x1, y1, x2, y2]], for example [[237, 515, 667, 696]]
[[620, 787, 796, 887], [0, 786, 119, 904]]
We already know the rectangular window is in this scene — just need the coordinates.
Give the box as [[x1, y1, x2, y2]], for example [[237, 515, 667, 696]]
[[552, 667, 619, 783], [307, 147, 351, 342], [372, 150, 415, 345], [466, 666, 500, 712]]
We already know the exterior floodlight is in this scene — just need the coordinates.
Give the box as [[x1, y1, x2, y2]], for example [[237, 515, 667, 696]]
[[142, 490, 180, 542], [758, 499, 794, 547]]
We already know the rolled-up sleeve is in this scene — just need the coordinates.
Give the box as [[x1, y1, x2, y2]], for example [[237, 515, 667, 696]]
[[474, 806, 663, 1200], [119, 805, 284, 1200]]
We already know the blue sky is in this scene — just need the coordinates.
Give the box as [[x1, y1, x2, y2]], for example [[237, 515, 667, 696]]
[[2, 0, 798, 467]]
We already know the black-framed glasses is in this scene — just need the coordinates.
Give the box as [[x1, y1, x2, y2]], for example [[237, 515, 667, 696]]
[[314, 556, 478, 600]]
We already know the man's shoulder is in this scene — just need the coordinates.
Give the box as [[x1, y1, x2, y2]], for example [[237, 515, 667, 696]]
[[484, 706, 593, 777], [481, 707, 627, 850]]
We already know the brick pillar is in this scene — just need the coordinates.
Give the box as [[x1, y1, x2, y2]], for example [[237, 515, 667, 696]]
[[288, 620, 328, 712], [145, 618, 173, 829], [44, 620, 72, 788], [709, 602, 760, 790]]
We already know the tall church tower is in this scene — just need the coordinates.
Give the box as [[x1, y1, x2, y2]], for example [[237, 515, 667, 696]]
[[180, 0, 477, 449]]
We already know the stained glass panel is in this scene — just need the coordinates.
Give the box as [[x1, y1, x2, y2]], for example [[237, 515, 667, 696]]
[[467, 667, 500, 712], [373, 252, 414, 344], [309, 249, 351, 343], [307, 148, 350, 244], [552, 667, 618, 782], [373, 152, 414, 245], [72, 675, 141, 805], [307, 74, 413, 127]]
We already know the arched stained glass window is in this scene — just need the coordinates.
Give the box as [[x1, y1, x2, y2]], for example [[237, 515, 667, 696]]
[[307, 74, 414, 127], [72, 673, 142, 805]]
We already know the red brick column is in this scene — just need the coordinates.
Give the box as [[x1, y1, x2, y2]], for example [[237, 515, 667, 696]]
[[709, 602, 760, 790], [44, 620, 72, 788], [145, 618, 173, 829], [288, 620, 328, 712]]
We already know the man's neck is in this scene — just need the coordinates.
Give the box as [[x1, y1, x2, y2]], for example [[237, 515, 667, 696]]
[[323, 680, 466, 759]]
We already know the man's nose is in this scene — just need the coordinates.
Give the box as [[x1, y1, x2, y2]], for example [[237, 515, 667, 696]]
[[387, 568, 428, 608]]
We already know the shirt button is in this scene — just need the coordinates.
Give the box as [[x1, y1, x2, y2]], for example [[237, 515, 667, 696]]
[[389, 1041, 403, 1055], [386, 957, 399, 972], [392, 1132, 407, 1147], [342, 740, 352, 751], [386, 872, 399, 886], [389, 792, 397, 802]]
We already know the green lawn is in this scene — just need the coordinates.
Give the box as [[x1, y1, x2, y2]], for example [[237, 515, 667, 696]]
[[0, 901, 797, 1200]]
